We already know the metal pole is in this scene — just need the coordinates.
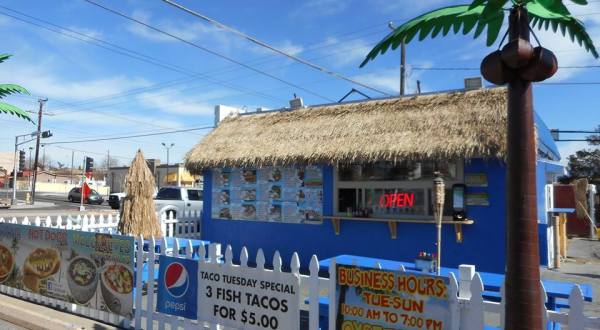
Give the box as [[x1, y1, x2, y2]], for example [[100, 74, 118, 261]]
[[11, 136, 18, 205], [433, 173, 445, 276], [388, 22, 406, 96], [400, 41, 406, 96], [504, 7, 542, 330], [166, 148, 170, 185], [28, 147, 33, 203], [70, 151, 74, 184], [80, 156, 85, 211], [31, 98, 46, 203]]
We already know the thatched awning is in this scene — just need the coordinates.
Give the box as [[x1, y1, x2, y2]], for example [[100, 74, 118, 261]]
[[186, 88, 508, 173]]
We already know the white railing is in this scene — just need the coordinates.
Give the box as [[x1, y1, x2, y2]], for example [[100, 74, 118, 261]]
[[159, 210, 201, 238], [0, 211, 202, 239], [0, 214, 120, 233]]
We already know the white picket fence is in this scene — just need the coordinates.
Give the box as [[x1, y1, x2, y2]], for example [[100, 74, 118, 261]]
[[0, 211, 202, 238], [0, 214, 598, 329]]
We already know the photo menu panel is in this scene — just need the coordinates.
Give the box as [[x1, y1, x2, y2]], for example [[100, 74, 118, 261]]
[[212, 166, 323, 223]]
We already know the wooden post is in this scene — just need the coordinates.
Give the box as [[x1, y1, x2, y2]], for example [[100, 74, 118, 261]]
[[559, 213, 567, 258], [553, 216, 561, 268]]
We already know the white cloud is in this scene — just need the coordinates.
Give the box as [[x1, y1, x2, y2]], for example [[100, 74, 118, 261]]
[[557, 141, 599, 165], [274, 40, 304, 56], [352, 68, 399, 94], [136, 89, 217, 115], [314, 37, 372, 67], [126, 9, 228, 44], [0, 59, 149, 102], [292, 0, 349, 17]]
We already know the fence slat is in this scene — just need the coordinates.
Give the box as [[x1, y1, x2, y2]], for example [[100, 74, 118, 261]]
[[463, 272, 484, 330], [308, 255, 319, 330], [568, 285, 585, 330]]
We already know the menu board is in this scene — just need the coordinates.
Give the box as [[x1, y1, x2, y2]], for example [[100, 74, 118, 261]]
[[0, 223, 134, 317], [212, 166, 323, 223]]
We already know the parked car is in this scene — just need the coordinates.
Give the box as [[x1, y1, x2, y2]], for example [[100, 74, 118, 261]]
[[154, 186, 203, 218], [68, 187, 105, 205], [108, 192, 126, 209]]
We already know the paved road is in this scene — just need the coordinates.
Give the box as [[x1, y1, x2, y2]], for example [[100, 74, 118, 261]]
[[0, 190, 116, 217], [0, 319, 25, 330]]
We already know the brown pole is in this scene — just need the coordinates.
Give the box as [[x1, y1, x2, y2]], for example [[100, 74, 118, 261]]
[[504, 6, 542, 330]]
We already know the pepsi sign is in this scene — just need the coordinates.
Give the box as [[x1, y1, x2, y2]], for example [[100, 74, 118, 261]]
[[157, 256, 197, 319]]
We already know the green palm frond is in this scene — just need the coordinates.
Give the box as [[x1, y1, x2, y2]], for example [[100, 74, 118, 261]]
[[0, 54, 11, 64], [0, 102, 32, 122], [0, 84, 29, 99], [360, 0, 598, 67], [360, 4, 504, 67], [527, 1, 599, 58]]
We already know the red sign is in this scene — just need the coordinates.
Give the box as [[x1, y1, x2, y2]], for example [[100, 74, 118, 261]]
[[379, 192, 415, 208]]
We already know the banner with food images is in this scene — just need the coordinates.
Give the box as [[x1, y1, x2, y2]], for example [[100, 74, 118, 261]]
[[0, 223, 134, 317], [212, 166, 323, 223]]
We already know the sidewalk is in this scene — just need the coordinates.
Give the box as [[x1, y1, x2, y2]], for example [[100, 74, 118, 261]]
[[8, 200, 55, 209], [0, 293, 119, 330]]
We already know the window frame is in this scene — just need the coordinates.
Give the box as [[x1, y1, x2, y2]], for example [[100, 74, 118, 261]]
[[333, 160, 465, 220]]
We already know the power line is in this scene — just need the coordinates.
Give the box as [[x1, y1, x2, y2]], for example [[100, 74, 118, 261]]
[[1, 4, 391, 115], [42, 125, 214, 145], [85, 0, 335, 102], [161, 0, 392, 97], [0, 7, 286, 108]]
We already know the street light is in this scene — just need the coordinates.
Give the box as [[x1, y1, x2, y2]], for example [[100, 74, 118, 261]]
[[11, 130, 52, 205], [161, 142, 174, 186]]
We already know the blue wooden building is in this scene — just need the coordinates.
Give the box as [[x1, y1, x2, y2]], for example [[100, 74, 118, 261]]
[[186, 88, 563, 273]]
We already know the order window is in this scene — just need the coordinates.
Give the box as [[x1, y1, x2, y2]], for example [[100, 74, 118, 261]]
[[335, 160, 463, 219]]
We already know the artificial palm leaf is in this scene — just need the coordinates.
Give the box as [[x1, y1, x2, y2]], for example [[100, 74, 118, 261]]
[[0, 102, 33, 122], [360, 0, 598, 67], [0, 54, 11, 64], [527, 1, 598, 57], [0, 54, 33, 122], [360, 4, 506, 67], [0, 84, 29, 98]]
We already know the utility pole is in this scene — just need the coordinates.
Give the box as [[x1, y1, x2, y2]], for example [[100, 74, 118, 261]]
[[28, 146, 33, 201], [388, 22, 406, 96], [31, 98, 47, 203], [70, 150, 74, 184], [162, 142, 174, 186]]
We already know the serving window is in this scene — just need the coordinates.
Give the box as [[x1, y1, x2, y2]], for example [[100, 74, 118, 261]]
[[335, 160, 463, 219]]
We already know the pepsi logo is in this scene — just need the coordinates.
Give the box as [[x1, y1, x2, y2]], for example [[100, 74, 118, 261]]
[[164, 262, 189, 298]]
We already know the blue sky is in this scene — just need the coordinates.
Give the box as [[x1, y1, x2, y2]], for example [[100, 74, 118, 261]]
[[0, 0, 598, 168]]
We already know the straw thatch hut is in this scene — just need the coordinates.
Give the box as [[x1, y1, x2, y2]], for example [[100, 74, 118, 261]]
[[119, 150, 162, 238], [186, 88, 508, 172], [184, 87, 565, 273]]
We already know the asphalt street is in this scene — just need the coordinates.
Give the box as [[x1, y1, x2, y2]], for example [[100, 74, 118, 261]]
[[0, 189, 116, 217]]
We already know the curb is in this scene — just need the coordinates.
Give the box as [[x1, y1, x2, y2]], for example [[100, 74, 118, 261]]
[[0, 294, 118, 330], [0, 300, 79, 330]]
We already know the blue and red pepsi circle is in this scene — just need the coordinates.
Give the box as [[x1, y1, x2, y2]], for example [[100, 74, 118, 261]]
[[164, 262, 189, 298], [157, 256, 197, 319]]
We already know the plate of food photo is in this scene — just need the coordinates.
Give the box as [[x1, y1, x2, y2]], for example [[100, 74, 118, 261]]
[[0, 245, 14, 284], [23, 248, 61, 293]]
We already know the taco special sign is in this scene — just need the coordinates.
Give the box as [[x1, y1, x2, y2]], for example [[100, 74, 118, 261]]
[[335, 265, 451, 330], [0, 223, 134, 317], [198, 261, 300, 330]]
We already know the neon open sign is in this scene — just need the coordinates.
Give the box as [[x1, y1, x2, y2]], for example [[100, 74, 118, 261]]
[[379, 192, 415, 208]]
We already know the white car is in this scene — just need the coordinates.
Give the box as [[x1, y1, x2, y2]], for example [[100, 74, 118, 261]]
[[154, 186, 203, 218]]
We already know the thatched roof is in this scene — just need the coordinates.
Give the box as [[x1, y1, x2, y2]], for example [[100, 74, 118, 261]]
[[186, 88, 508, 172]]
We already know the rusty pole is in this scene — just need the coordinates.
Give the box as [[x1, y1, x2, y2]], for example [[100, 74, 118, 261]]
[[504, 6, 542, 330]]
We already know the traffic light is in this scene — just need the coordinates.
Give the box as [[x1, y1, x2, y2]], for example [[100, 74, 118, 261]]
[[18, 150, 25, 171], [85, 157, 94, 173]]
